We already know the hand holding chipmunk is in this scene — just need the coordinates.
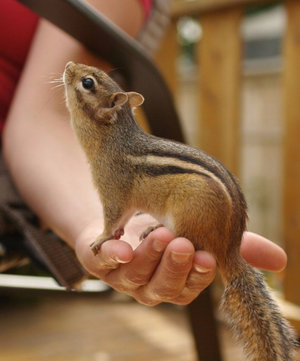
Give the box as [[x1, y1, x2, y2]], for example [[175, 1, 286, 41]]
[[76, 214, 287, 306]]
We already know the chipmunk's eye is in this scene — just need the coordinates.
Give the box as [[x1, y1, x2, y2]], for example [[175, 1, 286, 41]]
[[82, 77, 95, 90]]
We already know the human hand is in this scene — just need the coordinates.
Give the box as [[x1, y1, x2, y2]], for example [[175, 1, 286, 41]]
[[75, 214, 287, 306], [240, 231, 287, 272]]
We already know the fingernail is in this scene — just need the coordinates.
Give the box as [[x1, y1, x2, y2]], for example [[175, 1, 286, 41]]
[[114, 256, 129, 264], [194, 264, 211, 273], [153, 239, 165, 252], [171, 251, 192, 264]]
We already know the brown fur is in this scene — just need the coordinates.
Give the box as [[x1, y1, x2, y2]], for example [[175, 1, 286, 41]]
[[63, 62, 298, 361]]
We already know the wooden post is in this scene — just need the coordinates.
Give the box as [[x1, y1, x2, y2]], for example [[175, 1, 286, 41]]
[[135, 20, 179, 135], [171, 0, 274, 18], [197, 7, 243, 175], [283, 0, 300, 307], [155, 19, 179, 96]]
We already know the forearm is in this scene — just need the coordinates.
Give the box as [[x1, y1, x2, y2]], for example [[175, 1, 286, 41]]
[[3, 95, 102, 246], [0, 36, 106, 247]]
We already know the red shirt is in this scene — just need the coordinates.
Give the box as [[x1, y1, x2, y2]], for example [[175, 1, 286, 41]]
[[0, 0, 39, 134], [141, 0, 152, 18], [0, 0, 153, 135]]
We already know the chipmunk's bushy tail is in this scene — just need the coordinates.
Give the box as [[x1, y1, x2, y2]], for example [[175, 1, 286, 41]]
[[220, 259, 298, 361]]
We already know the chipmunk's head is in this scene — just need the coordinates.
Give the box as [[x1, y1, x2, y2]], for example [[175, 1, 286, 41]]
[[63, 62, 144, 125]]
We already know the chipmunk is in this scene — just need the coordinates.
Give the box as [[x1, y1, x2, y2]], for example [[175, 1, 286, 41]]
[[63, 61, 298, 361]]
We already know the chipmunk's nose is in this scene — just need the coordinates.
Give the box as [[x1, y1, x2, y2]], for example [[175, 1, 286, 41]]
[[63, 62, 76, 84]]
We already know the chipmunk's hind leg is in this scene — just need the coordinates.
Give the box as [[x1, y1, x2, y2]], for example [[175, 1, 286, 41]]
[[167, 175, 231, 256]]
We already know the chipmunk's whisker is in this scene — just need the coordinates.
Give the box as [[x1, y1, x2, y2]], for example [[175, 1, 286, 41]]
[[49, 78, 63, 84], [49, 76, 65, 90], [51, 83, 65, 89]]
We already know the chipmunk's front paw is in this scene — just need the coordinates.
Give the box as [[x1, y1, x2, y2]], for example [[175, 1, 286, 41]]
[[139, 224, 164, 241], [90, 228, 125, 255], [90, 236, 109, 255]]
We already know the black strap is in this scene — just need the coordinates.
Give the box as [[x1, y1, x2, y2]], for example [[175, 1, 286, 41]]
[[0, 204, 87, 289], [0, 155, 86, 289]]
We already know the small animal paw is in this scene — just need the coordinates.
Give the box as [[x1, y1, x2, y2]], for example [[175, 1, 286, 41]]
[[139, 224, 163, 241], [90, 235, 112, 255], [90, 241, 102, 256], [114, 228, 124, 239]]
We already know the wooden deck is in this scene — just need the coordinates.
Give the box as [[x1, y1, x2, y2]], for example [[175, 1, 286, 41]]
[[1, 290, 299, 361]]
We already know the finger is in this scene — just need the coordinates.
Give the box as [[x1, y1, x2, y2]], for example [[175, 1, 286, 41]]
[[171, 250, 217, 305], [104, 227, 174, 292], [77, 239, 134, 278], [241, 231, 287, 272], [136, 238, 195, 306]]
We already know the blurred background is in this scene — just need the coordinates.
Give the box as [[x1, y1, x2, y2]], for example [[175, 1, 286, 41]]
[[1, 1, 300, 360], [174, 1, 284, 248]]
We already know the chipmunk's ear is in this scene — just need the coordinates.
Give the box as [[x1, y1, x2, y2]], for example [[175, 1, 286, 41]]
[[109, 92, 128, 108], [127, 92, 144, 108], [97, 92, 128, 123]]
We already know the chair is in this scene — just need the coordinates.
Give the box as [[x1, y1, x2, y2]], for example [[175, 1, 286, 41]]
[[1, 0, 223, 359]]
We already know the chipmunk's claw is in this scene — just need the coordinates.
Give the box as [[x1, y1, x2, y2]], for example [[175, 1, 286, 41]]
[[139, 224, 164, 241], [90, 242, 102, 256], [90, 237, 109, 255], [90, 228, 125, 255], [114, 228, 124, 239]]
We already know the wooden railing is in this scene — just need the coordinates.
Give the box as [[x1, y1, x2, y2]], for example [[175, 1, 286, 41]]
[[171, 0, 275, 17], [156, 0, 300, 331]]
